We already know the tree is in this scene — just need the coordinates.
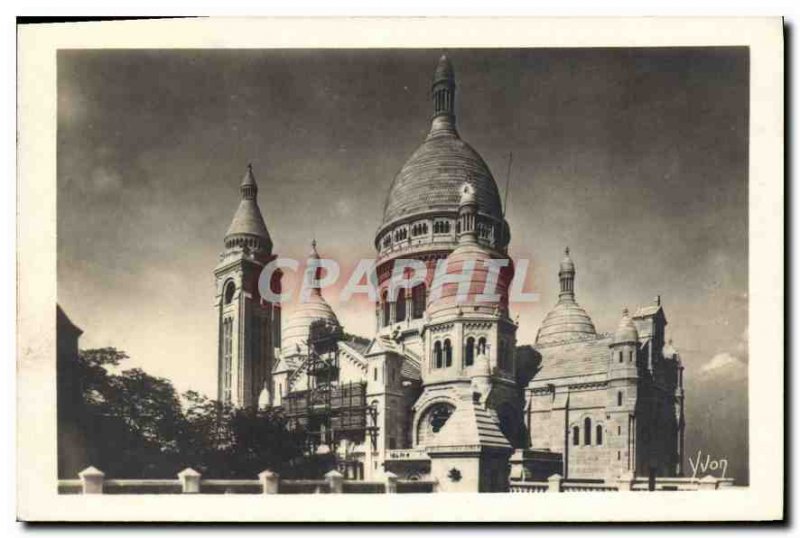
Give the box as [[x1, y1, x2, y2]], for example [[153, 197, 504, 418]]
[[58, 347, 307, 478], [178, 393, 306, 478]]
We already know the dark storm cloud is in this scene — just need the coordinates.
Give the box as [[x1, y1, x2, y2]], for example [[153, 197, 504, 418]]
[[57, 47, 749, 482]]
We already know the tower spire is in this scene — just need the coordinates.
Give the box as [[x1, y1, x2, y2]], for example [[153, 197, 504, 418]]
[[304, 238, 324, 299], [240, 163, 257, 200], [224, 164, 272, 253], [429, 54, 457, 137]]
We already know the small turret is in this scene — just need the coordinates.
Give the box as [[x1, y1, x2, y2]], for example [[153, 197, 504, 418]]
[[610, 308, 639, 370], [457, 183, 478, 244]]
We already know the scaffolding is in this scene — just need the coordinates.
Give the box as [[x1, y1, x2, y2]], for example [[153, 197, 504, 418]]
[[283, 320, 378, 460]]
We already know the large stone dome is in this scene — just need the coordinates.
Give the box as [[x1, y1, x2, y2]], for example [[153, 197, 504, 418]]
[[378, 55, 504, 233], [381, 134, 504, 228]]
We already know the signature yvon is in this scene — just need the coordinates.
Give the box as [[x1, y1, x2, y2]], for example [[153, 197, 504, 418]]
[[688, 450, 728, 480]]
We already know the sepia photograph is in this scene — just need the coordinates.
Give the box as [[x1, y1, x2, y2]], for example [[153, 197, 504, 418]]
[[16, 17, 783, 522]]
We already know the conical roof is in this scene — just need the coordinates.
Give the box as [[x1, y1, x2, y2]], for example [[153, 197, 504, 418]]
[[225, 165, 272, 249]]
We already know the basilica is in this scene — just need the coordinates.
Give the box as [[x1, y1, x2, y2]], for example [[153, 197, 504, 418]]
[[213, 55, 686, 492]]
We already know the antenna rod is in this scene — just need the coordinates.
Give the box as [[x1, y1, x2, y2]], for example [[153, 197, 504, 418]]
[[502, 151, 513, 218]]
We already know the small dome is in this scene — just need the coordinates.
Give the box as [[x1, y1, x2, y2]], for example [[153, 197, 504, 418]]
[[460, 182, 477, 206], [536, 248, 597, 345], [426, 242, 511, 318], [536, 301, 597, 345], [281, 241, 342, 356], [613, 309, 639, 344]]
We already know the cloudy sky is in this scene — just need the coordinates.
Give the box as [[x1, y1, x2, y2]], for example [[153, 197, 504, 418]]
[[57, 48, 749, 482]]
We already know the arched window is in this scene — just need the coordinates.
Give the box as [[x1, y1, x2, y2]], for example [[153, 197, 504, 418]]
[[617, 391, 623, 406], [434, 341, 443, 369], [411, 284, 426, 319], [444, 339, 453, 367], [584, 417, 592, 446], [477, 337, 487, 356], [618, 351, 623, 363], [222, 318, 233, 403], [396, 290, 406, 322], [629, 350, 634, 362], [465, 337, 475, 367], [224, 281, 236, 305], [417, 403, 455, 446], [382, 290, 390, 327], [572, 426, 579, 446], [596, 425, 603, 445]]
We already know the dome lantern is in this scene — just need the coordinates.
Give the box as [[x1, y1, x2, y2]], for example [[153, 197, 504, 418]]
[[430, 54, 456, 137]]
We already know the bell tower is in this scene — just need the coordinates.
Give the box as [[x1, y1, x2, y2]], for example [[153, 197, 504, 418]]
[[214, 164, 281, 408]]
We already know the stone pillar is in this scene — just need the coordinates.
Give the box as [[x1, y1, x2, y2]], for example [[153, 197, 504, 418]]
[[616, 471, 634, 492], [508, 449, 525, 481], [78, 466, 105, 494], [178, 467, 202, 493], [259, 470, 279, 494], [547, 473, 562, 493], [384, 471, 398, 494], [325, 469, 344, 494]]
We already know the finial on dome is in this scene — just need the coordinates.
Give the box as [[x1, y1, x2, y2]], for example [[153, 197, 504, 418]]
[[433, 54, 455, 84], [240, 163, 258, 199], [613, 307, 639, 344], [565, 246, 570, 256]]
